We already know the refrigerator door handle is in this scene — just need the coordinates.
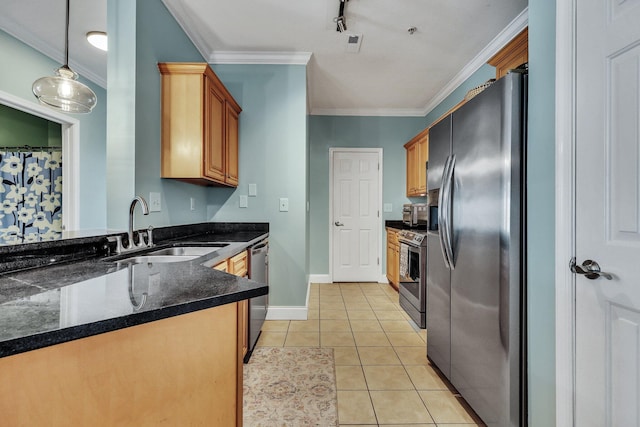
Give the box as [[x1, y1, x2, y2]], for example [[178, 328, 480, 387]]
[[443, 155, 456, 269], [438, 156, 452, 269]]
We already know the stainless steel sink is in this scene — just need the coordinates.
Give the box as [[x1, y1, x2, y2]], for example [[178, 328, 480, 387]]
[[116, 255, 201, 264], [148, 246, 224, 256], [111, 244, 228, 264]]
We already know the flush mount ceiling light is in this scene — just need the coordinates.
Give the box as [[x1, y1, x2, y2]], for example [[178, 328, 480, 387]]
[[333, 0, 350, 32], [32, 0, 97, 114], [86, 31, 108, 51]]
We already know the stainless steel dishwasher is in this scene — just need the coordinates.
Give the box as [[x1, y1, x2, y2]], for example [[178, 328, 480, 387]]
[[246, 238, 268, 362]]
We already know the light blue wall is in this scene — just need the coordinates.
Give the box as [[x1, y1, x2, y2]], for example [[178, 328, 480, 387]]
[[308, 116, 426, 275], [134, 0, 209, 229], [106, 0, 136, 230], [107, 0, 209, 230], [0, 29, 108, 230], [207, 64, 309, 307], [527, 2, 557, 426]]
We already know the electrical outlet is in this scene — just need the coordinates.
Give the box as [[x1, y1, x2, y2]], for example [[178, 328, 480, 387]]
[[279, 198, 289, 212], [239, 195, 248, 208], [248, 183, 257, 197], [383, 203, 393, 212], [190, 197, 196, 211], [149, 192, 161, 212]]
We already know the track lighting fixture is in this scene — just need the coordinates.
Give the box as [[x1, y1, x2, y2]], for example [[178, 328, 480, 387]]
[[333, 0, 349, 32]]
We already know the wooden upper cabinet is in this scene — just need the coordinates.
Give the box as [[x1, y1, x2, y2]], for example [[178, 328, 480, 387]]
[[488, 28, 528, 79], [204, 76, 226, 182], [158, 62, 241, 187], [225, 104, 240, 186], [404, 128, 429, 197]]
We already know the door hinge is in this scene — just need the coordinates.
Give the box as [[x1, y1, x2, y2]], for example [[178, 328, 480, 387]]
[[377, 257, 380, 265], [378, 210, 380, 218], [378, 163, 380, 170]]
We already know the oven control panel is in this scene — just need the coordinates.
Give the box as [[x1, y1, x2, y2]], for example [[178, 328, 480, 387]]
[[398, 230, 427, 246]]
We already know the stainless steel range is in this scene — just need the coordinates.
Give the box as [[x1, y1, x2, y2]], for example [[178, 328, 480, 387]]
[[397, 229, 427, 328]]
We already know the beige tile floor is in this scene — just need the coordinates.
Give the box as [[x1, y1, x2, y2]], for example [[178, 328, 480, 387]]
[[256, 282, 485, 427]]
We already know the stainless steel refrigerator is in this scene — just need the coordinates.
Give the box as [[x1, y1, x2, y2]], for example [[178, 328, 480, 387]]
[[426, 71, 527, 427]]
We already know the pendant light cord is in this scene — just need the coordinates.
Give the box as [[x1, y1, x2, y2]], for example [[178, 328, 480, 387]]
[[64, 0, 70, 67]]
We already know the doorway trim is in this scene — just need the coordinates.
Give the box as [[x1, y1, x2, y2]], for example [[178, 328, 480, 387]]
[[328, 147, 383, 283], [555, 0, 577, 425], [0, 90, 81, 231]]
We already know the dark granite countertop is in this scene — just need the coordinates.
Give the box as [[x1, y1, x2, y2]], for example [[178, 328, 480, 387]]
[[385, 220, 428, 231], [0, 223, 269, 358]]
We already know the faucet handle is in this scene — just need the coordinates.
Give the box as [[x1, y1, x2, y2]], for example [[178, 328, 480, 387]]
[[107, 235, 125, 254], [146, 226, 154, 247]]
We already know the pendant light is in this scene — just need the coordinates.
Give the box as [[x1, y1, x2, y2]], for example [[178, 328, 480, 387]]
[[32, 0, 97, 114]]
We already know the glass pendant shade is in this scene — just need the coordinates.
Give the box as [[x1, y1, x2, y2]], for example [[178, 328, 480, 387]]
[[32, 65, 97, 113], [32, 0, 97, 114]]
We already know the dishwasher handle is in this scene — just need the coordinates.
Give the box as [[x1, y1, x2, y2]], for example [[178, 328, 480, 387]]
[[251, 240, 268, 252]]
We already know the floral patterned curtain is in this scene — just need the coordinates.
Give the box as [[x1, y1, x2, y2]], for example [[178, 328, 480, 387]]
[[0, 151, 62, 244]]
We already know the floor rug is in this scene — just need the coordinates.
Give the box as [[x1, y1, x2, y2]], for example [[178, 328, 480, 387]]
[[243, 347, 338, 427]]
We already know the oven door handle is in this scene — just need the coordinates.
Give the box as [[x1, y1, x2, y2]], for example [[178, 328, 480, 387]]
[[438, 156, 452, 269], [443, 155, 456, 269]]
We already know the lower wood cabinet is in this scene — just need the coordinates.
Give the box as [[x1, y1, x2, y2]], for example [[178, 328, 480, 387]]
[[386, 228, 400, 290], [214, 250, 249, 357], [0, 304, 244, 426]]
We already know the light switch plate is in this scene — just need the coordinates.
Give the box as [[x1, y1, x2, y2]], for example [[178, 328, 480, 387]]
[[190, 197, 196, 211], [149, 192, 161, 212], [383, 203, 393, 212], [239, 195, 248, 208], [248, 183, 257, 197], [279, 198, 289, 212]]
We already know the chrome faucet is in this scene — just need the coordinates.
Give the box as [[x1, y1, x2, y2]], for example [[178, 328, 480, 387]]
[[128, 196, 150, 248], [108, 196, 154, 254]]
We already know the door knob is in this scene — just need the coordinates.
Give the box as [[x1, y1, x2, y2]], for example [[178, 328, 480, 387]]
[[334, 221, 344, 226], [570, 258, 613, 280]]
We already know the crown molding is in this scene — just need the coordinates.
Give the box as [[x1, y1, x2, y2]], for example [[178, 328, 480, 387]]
[[161, 0, 214, 62], [310, 107, 426, 117], [0, 17, 107, 89], [420, 7, 528, 116], [209, 51, 312, 65]]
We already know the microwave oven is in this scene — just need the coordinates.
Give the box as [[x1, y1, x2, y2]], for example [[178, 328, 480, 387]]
[[402, 203, 428, 228]]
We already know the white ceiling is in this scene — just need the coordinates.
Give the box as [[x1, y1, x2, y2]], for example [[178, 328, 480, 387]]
[[0, 0, 528, 116]]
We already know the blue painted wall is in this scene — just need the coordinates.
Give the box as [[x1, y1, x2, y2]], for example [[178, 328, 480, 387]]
[[308, 116, 426, 275], [206, 64, 308, 307], [107, 0, 209, 230], [0, 29, 108, 230], [527, 2, 557, 426]]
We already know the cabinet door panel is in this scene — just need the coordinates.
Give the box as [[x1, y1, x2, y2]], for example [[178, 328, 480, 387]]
[[417, 133, 429, 194], [225, 104, 239, 186], [406, 143, 418, 196], [204, 78, 226, 182]]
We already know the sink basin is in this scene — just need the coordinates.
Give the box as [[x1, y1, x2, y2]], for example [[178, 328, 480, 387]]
[[114, 245, 226, 264], [116, 255, 200, 264], [148, 246, 224, 256]]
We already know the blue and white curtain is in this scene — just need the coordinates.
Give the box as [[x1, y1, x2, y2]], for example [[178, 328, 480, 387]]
[[0, 151, 63, 244]]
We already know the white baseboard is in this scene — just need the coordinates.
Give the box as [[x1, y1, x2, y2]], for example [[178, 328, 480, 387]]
[[266, 306, 308, 320], [308, 274, 331, 284], [308, 273, 390, 285]]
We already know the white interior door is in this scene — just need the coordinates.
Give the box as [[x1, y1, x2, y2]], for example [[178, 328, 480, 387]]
[[331, 149, 381, 282], [575, 0, 640, 425]]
